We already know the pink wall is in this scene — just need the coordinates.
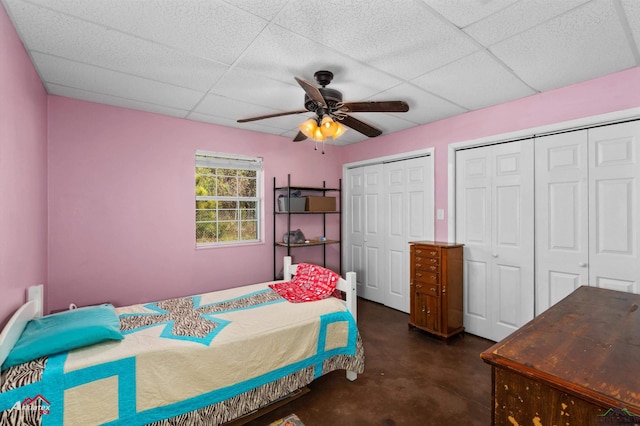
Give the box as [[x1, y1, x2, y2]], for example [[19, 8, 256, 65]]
[[340, 66, 640, 241], [0, 5, 48, 327], [47, 97, 342, 311]]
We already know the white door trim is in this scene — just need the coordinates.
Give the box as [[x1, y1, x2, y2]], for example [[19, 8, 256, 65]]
[[447, 107, 640, 242]]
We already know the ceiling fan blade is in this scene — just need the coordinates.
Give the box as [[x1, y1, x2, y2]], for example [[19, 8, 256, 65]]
[[293, 131, 307, 142], [340, 114, 383, 138], [237, 109, 307, 123], [295, 77, 327, 108], [340, 100, 409, 113]]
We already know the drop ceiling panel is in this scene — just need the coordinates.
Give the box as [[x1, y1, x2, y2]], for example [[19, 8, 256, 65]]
[[490, 0, 637, 91], [463, 0, 591, 46], [370, 83, 468, 124], [274, 0, 480, 80], [17, 0, 267, 64], [48, 84, 190, 118], [621, 0, 640, 53], [32, 52, 204, 110], [234, 25, 403, 100], [6, 1, 228, 92], [423, 0, 520, 27], [207, 68, 302, 111], [411, 51, 536, 110]]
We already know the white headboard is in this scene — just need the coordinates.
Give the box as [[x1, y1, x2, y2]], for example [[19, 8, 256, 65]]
[[283, 256, 357, 323], [0, 284, 43, 383]]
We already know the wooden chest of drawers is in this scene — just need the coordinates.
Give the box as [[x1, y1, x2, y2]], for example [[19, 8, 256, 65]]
[[481, 286, 640, 425], [409, 241, 464, 339]]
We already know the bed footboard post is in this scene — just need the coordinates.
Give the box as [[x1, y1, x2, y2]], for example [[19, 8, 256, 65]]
[[346, 370, 357, 381], [345, 271, 357, 322]]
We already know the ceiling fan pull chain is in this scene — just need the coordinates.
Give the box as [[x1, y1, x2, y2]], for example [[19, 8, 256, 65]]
[[314, 140, 318, 151], [322, 140, 325, 155]]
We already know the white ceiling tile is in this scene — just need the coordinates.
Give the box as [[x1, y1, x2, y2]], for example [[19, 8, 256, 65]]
[[19, 0, 268, 64], [195, 94, 287, 121], [47, 84, 190, 118], [490, 0, 637, 91], [225, 0, 290, 21], [411, 51, 536, 110], [423, 0, 520, 27], [621, 0, 640, 57], [274, 0, 480, 80], [187, 112, 288, 136], [32, 52, 204, 110], [464, 0, 591, 46], [233, 24, 403, 99], [208, 68, 303, 111], [369, 83, 468, 124], [5, 1, 228, 92]]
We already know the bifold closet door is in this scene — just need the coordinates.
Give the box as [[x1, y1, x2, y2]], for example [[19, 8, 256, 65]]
[[383, 156, 433, 313], [456, 140, 534, 342], [535, 121, 640, 314], [534, 130, 589, 314], [588, 122, 640, 294], [346, 164, 384, 304]]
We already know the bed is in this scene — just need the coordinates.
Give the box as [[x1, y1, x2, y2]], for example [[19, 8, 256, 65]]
[[0, 257, 364, 425]]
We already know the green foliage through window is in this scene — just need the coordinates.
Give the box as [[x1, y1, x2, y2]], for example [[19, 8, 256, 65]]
[[195, 153, 261, 246]]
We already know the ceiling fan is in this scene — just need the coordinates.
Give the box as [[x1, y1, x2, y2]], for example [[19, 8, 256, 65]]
[[237, 70, 410, 143]]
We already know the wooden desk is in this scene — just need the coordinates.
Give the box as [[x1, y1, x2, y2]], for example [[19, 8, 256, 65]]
[[481, 286, 640, 425]]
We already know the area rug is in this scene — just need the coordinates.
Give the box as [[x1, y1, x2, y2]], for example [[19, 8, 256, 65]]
[[269, 413, 305, 426]]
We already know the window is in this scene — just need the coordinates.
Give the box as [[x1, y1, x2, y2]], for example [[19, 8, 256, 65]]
[[195, 151, 262, 246]]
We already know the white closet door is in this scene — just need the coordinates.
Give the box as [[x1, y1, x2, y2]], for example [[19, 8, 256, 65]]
[[456, 140, 534, 341], [346, 165, 384, 303], [384, 156, 433, 312], [535, 131, 589, 314], [456, 147, 493, 338], [491, 141, 535, 341], [588, 121, 640, 293]]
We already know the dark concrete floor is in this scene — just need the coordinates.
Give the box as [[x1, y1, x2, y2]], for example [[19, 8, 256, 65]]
[[246, 298, 495, 426]]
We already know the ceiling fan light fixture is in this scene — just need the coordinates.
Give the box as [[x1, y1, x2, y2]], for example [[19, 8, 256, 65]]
[[299, 118, 318, 139], [320, 115, 335, 136], [331, 122, 346, 140], [313, 126, 327, 141]]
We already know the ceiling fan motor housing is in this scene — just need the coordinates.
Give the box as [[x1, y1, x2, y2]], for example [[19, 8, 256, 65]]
[[304, 88, 343, 112]]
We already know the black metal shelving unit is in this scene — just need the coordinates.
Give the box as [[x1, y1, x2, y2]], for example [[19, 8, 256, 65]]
[[273, 174, 342, 280]]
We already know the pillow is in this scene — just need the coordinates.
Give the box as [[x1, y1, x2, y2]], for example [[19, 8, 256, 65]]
[[270, 263, 340, 303], [2, 304, 123, 370]]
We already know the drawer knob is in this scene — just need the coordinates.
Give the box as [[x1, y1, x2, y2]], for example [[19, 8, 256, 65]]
[[416, 273, 422, 277], [430, 266, 436, 271], [416, 284, 422, 289], [430, 275, 436, 280], [430, 259, 436, 263], [416, 250, 423, 254], [421, 306, 426, 312], [430, 287, 436, 292], [416, 263, 422, 268], [430, 251, 437, 256]]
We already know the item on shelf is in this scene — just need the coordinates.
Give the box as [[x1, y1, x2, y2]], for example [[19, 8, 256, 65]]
[[278, 192, 306, 212], [283, 229, 306, 244], [306, 196, 336, 212]]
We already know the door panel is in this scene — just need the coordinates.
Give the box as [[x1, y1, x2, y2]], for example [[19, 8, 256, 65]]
[[589, 122, 640, 294], [535, 131, 589, 314], [346, 155, 434, 312], [457, 140, 534, 342]]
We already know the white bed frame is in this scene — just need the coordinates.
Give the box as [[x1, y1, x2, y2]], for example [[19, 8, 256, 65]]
[[0, 284, 43, 386], [0, 259, 358, 385]]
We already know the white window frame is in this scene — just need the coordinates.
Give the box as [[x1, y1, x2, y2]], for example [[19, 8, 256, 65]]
[[195, 150, 263, 247]]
